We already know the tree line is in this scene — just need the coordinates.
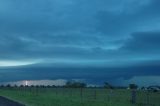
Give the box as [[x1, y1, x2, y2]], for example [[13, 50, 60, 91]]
[[0, 81, 140, 90]]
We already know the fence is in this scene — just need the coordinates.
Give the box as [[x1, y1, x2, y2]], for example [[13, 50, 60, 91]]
[[0, 87, 159, 106]]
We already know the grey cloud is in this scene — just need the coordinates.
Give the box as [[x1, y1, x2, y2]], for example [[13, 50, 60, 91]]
[[0, 0, 160, 84], [95, 0, 160, 36], [0, 0, 160, 65], [122, 31, 160, 52]]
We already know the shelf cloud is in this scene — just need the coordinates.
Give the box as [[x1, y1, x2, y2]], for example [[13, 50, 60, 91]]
[[0, 0, 160, 85]]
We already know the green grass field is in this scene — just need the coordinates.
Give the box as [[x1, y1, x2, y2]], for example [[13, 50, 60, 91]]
[[0, 87, 159, 106]]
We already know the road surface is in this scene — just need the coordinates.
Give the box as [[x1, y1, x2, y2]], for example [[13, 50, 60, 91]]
[[0, 96, 25, 106]]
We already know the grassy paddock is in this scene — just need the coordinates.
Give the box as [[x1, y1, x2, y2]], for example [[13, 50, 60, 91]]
[[0, 87, 159, 106]]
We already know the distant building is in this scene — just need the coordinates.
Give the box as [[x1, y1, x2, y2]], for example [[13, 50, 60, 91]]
[[147, 86, 160, 92]]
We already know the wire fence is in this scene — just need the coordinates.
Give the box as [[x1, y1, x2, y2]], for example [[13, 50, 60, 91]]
[[0, 87, 160, 106]]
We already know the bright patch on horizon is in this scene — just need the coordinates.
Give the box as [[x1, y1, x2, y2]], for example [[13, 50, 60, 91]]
[[0, 60, 40, 67]]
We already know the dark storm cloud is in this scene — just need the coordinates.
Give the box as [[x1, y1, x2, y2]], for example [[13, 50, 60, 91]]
[[0, 0, 160, 83], [122, 32, 160, 52], [95, 0, 160, 36], [0, 63, 160, 85]]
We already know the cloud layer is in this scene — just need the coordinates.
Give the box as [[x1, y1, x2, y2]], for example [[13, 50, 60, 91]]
[[0, 0, 160, 64], [0, 0, 160, 84]]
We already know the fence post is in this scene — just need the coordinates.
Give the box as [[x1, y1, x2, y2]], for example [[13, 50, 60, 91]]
[[131, 89, 136, 104], [147, 91, 149, 105], [94, 89, 97, 100], [63, 88, 65, 96], [80, 88, 83, 103], [107, 89, 110, 102], [70, 88, 72, 97], [56, 87, 58, 96]]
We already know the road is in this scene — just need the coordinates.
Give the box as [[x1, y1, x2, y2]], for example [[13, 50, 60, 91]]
[[0, 96, 25, 106]]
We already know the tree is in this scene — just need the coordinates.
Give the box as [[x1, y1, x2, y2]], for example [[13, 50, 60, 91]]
[[0, 85, 4, 88], [20, 85, 24, 88], [30, 85, 35, 88], [14, 84, 18, 88], [47, 85, 51, 88], [104, 82, 113, 89], [129, 84, 138, 89], [72, 82, 86, 88], [35, 85, 40, 88], [141, 86, 145, 90], [6, 84, 11, 88], [65, 81, 86, 88], [65, 81, 72, 87], [52, 85, 56, 88]]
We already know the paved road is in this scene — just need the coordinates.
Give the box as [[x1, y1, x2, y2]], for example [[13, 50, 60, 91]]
[[0, 96, 25, 106]]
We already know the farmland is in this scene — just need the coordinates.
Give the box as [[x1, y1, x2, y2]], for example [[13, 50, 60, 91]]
[[0, 87, 159, 106]]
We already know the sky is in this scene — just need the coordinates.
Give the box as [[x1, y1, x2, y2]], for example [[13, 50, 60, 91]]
[[0, 0, 160, 86]]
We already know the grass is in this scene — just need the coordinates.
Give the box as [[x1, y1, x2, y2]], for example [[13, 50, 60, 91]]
[[0, 87, 159, 106]]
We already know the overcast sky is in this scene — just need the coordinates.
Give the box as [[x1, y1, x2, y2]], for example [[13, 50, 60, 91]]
[[0, 0, 160, 85], [0, 0, 160, 84]]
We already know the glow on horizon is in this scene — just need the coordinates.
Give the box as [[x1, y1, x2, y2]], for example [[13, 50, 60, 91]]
[[25, 81, 28, 86], [0, 60, 40, 67]]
